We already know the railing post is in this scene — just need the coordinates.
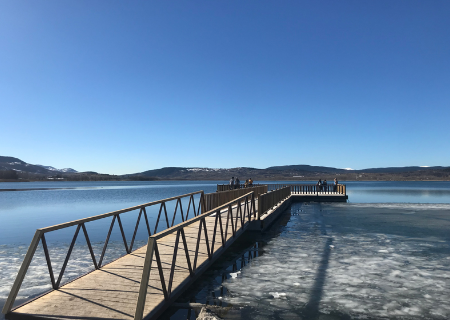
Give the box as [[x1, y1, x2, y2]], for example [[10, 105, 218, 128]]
[[134, 237, 156, 320], [200, 191, 206, 214], [2, 230, 43, 314]]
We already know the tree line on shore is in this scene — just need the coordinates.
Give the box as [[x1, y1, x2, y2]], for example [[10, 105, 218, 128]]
[[0, 170, 158, 182], [0, 169, 19, 180]]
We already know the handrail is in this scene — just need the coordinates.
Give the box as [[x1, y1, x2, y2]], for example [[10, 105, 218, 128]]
[[266, 184, 292, 191], [258, 187, 291, 218], [134, 191, 257, 320], [153, 191, 255, 240], [204, 185, 267, 212], [289, 183, 346, 195], [39, 191, 205, 233], [218, 183, 346, 195], [2, 190, 206, 315]]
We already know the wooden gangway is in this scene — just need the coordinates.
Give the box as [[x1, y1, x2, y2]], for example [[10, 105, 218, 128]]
[[2, 189, 259, 320], [2, 184, 346, 320]]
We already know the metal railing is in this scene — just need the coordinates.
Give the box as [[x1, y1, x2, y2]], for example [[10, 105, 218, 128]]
[[134, 192, 257, 320], [2, 191, 206, 315], [258, 187, 291, 218], [219, 183, 346, 195], [289, 184, 346, 195], [204, 185, 267, 212], [265, 184, 292, 191]]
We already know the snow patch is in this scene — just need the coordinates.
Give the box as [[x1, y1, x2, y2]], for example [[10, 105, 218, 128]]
[[269, 292, 286, 299], [35, 165, 77, 173], [185, 168, 223, 172]]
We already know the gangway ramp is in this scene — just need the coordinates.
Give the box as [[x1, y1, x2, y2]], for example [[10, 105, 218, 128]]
[[3, 191, 257, 320]]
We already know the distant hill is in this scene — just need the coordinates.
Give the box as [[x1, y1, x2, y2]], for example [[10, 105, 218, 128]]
[[1, 155, 449, 181], [131, 167, 267, 180], [358, 166, 447, 173], [0, 156, 77, 174], [131, 165, 450, 180], [35, 165, 78, 173], [267, 165, 348, 173], [266, 164, 450, 174], [0, 156, 152, 181]]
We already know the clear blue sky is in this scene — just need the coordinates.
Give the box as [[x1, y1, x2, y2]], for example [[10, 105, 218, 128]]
[[1, 1, 449, 174]]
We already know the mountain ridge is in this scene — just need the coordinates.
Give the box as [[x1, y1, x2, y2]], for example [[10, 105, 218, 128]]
[[130, 165, 450, 180], [0, 156, 78, 174], [1, 156, 449, 181]]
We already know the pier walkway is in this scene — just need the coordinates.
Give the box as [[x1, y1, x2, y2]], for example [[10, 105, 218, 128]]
[[3, 184, 346, 320]]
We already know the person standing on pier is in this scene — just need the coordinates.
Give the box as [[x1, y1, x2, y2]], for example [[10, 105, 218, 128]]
[[248, 178, 253, 187], [333, 178, 338, 192], [317, 179, 322, 192], [235, 177, 240, 189], [229, 177, 235, 190], [323, 179, 328, 192]]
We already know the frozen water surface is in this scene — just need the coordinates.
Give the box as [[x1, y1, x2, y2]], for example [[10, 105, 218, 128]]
[[219, 202, 450, 320]]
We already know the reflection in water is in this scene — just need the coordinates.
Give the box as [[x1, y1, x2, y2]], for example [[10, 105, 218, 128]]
[[162, 209, 294, 320], [207, 242, 260, 307], [162, 242, 261, 320]]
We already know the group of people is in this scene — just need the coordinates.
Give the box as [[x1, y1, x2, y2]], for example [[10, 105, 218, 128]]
[[229, 177, 253, 189], [317, 178, 339, 192]]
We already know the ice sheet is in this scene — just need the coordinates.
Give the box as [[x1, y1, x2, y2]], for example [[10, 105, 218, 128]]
[[223, 203, 450, 319]]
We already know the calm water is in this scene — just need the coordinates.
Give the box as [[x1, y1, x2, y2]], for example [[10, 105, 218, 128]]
[[2, 180, 450, 245], [0, 180, 221, 245], [1, 181, 450, 319]]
